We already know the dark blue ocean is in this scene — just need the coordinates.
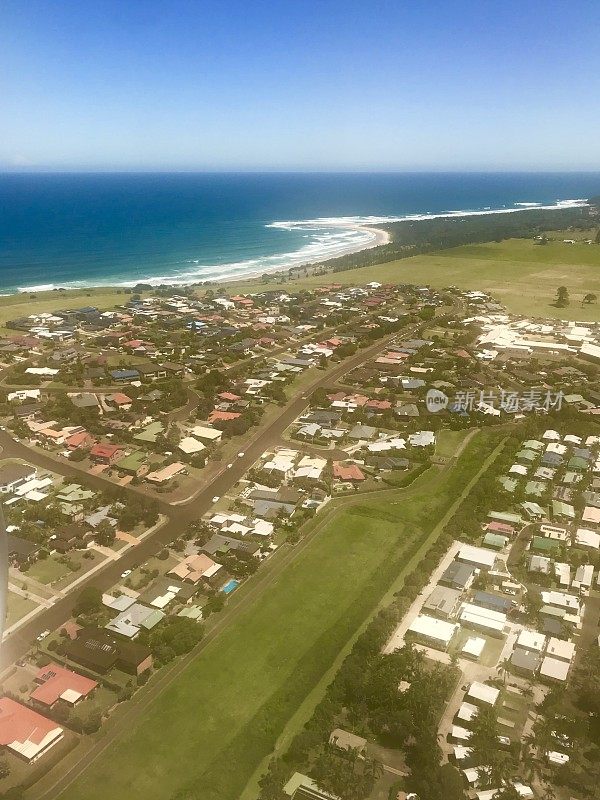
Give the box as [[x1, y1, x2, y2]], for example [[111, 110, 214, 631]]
[[0, 172, 599, 293]]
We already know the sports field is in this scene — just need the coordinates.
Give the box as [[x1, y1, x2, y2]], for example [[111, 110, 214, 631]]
[[228, 236, 600, 321], [58, 431, 495, 800]]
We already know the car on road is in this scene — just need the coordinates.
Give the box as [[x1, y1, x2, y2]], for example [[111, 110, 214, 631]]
[[36, 630, 50, 642], [237, 452, 245, 458], [120, 569, 132, 578], [226, 463, 233, 469], [212, 496, 220, 503]]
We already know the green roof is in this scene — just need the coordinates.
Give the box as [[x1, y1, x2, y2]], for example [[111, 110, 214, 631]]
[[116, 451, 147, 472], [568, 456, 588, 470], [139, 609, 166, 629], [498, 476, 518, 493], [525, 481, 545, 497], [552, 500, 575, 518], [531, 536, 559, 553], [488, 511, 523, 524], [483, 533, 508, 549], [134, 421, 164, 443], [516, 449, 536, 462]]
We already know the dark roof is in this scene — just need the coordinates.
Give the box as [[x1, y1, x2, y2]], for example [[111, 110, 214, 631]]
[[510, 649, 540, 673], [440, 560, 474, 588], [473, 591, 513, 612], [7, 534, 40, 559], [201, 534, 261, 557], [66, 628, 151, 673]]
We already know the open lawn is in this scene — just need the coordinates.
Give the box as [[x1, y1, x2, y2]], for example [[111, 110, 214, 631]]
[[26, 556, 73, 585], [5, 591, 38, 627], [0, 287, 135, 331], [435, 428, 470, 459], [59, 430, 498, 800], [222, 237, 600, 321]]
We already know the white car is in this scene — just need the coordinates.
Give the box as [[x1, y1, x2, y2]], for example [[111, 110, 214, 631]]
[[36, 630, 50, 642], [237, 452, 245, 458], [226, 463, 233, 469], [212, 496, 220, 503], [120, 569, 132, 578]]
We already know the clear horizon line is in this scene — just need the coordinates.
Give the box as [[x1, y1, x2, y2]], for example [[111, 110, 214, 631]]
[[2, 167, 600, 176]]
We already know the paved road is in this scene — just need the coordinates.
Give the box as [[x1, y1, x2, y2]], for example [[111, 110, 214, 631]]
[[0, 329, 407, 669]]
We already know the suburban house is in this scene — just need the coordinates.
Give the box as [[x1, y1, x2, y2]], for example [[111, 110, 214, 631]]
[[65, 628, 153, 676], [30, 663, 98, 708], [0, 698, 64, 763]]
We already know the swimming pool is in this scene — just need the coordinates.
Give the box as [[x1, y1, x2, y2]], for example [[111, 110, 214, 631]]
[[222, 579, 240, 594]]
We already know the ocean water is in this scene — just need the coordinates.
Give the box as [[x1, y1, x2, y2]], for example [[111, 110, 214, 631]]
[[0, 172, 598, 293]]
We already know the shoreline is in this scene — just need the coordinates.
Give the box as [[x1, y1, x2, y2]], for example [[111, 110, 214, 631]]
[[6, 198, 589, 295]]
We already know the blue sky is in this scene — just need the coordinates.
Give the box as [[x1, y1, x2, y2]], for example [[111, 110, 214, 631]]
[[2, 0, 600, 171]]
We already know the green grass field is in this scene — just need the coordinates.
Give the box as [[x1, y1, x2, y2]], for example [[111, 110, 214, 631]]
[[59, 431, 497, 800], [0, 287, 134, 331], [223, 237, 600, 321], [5, 591, 38, 627], [1, 235, 598, 330]]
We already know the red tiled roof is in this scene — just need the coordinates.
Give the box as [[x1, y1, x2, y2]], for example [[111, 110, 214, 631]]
[[0, 697, 61, 748], [30, 663, 97, 707], [365, 399, 392, 410], [109, 392, 132, 406], [66, 431, 93, 449], [333, 462, 365, 481], [208, 410, 242, 423], [90, 443, 122, 458], [218, 392, 242, 401]]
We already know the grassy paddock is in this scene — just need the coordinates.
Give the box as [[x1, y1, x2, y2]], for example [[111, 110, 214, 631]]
[[221, 237, 600, 321], [0, 287, 135, 330], [59, 431, 497, 800], [1, 236, 598, 328]]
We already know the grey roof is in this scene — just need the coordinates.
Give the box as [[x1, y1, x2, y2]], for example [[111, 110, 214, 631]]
[[511, 648, 540, 673], [440, 560, 474, 588]]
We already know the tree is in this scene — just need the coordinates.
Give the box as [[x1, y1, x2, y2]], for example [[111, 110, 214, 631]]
[[0, 758, 10, 779], [583, 293, 597, 305], [73, 586, 103, 616], [94, 519, 116, 547], [555, 286, 569, 307]]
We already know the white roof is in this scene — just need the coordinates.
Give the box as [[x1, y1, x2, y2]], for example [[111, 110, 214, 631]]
[[60, 688, 83, 704], [407, 614, 458, 645], [575, 528, 600, 549], [545, 637, 575, 662], [541, 590, 580, 612], [191, 425, 222, 440], [453, 746, 473, 763], [540, 656, 570, 681], [451, 725, 472, 741], [547, 751, 569, 765], [574, 563, 594, 587], [460, 609, 505, 633], [461, 636, 486, 657], [509, 464, 528, 475], [461, 602, 506, 623], [583, 507, 600, 525], [516, 629, 546, 652], [543, 429, 561, 440], [467, 681, 499, 705], [458, 544, 496, 569], [8, 725, 63, 760], [178, 436, 206, 454], [457, 701, 479, 722]]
